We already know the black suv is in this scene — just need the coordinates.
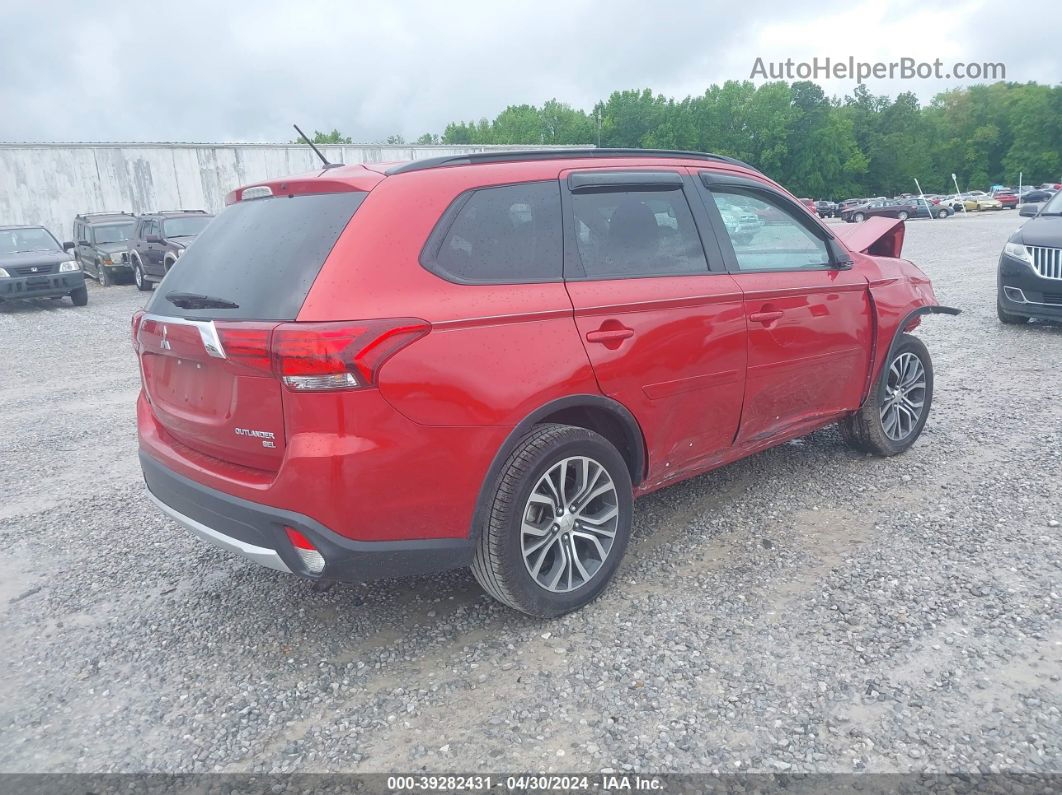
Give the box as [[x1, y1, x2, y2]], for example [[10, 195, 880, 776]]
[[998, 190, 1062, 324], [128, 211, 213, 291], [73, 212, 138, 286], [0, 225, 87, 306]]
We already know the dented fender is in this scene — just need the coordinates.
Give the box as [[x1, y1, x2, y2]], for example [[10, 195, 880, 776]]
[[860, 301, 961, 408]]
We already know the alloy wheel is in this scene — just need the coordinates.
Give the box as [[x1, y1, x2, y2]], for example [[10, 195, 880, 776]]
[[520, 455, 619, 593], [880, 352, 927, 441]]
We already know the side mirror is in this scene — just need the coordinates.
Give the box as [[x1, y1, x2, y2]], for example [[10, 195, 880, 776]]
[[146, 235, 163, 244], [1019, 203, 1041, 218], [63, 241, 75, 251]]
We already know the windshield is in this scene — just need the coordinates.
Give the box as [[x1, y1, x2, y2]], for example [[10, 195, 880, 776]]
[[163, 216, 212, 238], [1039, 191, 1062, 215], [146, 192, 366, 321], [0, 227, 61, 255], [93, 222, 136, 244]]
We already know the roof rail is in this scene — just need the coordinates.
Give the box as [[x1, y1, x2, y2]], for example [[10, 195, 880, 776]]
[[149, 209, 210, 215], [385, 147, 757, 176], [76, 211, 136, 220]]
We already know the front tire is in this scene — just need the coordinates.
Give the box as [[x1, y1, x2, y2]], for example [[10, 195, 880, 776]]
[[840, 334, 933, 456], [937, 208, 949, 219], [97, 263, 111, 287], [897, 211, 909, 221], [854, 212, 865, 222], [70, 286, 89, 306], [471, 424, 633, 617], [133, 256, 151, 291]]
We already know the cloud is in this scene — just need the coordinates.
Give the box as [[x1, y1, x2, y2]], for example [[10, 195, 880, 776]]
[[0, 0, 1057, 143]]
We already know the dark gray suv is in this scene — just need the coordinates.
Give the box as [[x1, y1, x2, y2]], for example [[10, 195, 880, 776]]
[[73, 212, 137, 286], [128, 211, 213, 291]]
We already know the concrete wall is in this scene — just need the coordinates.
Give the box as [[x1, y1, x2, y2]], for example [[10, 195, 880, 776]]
[[0, 143, 573, 240]]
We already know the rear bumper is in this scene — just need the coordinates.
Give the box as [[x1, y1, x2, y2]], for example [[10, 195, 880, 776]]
[[140, 450, 474, 582], [0, 272, 85, 300]]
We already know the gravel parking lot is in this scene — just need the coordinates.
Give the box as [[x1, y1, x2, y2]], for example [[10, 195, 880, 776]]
[[1, 211, 1059, 776]]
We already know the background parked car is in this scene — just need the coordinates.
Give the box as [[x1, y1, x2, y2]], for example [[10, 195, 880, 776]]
[[989, 189, 1019, 209], [128, 210, 213, 291], [841, 198, 950, 222], [814, 200, 837, 218], [73, 211, 137, 286], [1019, 188, 1056, 204], [0, 225, 87, 306]]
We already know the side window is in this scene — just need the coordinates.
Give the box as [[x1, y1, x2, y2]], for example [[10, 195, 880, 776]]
[[711, 189, 830, 271], [426, 181, 562, 283], [570, 188, 707, 278]]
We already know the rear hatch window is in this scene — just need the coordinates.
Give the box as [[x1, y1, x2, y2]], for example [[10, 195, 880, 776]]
[[146, 191, 367, 321]]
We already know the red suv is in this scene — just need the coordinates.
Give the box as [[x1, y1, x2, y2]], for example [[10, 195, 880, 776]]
[[134, 149, 957, 617]]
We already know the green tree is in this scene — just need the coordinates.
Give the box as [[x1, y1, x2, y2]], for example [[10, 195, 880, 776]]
[[290, 128, 352, 145]]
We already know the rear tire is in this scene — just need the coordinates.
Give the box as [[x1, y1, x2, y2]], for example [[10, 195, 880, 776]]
[[70, 286, 89, 306], [471, 424, 633, 617], [997, 298, 1028, 325], [840, 334, 933, 457]]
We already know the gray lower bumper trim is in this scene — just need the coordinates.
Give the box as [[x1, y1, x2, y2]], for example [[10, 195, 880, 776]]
[[147, 490, 292, 573]]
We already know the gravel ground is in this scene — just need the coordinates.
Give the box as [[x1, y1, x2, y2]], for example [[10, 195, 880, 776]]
[[1, 211, 1059, 776]]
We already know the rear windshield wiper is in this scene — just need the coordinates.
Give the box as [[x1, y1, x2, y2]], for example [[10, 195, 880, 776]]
[[165, 291, 239, 309]]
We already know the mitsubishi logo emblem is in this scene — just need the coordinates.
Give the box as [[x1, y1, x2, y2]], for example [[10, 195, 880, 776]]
[[160, 325, 171, 350]]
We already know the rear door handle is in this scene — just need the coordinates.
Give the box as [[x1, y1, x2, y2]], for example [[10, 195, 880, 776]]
[[585, 327, 635, 344], [749, 310, 784, 324]]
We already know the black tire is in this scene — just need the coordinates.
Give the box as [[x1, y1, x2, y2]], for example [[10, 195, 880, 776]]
[[70, 286, 88, 306], [471, 423, 633, 617], [937, 208, 950, 219], [133, 257, 151, 291], [854, 212, 865, 222], [897, 211, 909, 221], [997, 297, 1028, 325], [840, 334, 933, 457], [97, 263, 111, 287]]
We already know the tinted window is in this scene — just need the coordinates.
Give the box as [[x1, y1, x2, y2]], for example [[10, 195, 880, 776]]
[[145, 191, 366, 320], [0, 227, 61, 255], [570, 189, 707, 278], [163, 216, 212, 238], [93, 222, 136, 244], [711, 189, 830, 271], [427, 182, 561, 283]]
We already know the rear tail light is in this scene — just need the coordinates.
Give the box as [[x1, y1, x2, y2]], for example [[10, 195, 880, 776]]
[[285, 527, 325, 574], [131, 310, 145, 352], [213, 318, 429, 391]]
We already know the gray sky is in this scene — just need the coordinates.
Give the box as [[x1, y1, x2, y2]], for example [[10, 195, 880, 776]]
[[2, 0, 1058, 143]]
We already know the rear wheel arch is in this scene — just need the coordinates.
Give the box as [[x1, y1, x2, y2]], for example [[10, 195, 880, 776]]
[[469, 395, 646, 541]]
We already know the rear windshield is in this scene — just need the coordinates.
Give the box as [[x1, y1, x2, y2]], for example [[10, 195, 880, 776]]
[[146, 191, 366, 320]]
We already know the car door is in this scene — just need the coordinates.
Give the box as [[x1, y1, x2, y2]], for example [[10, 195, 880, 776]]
[[144, 220, 163, 275], [74, 222, 92, 272], [560, 168, 747, 483], [697, 171, 872, 445]]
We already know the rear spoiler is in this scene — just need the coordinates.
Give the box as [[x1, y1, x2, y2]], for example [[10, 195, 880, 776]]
[[832, 216, 905, 258]]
